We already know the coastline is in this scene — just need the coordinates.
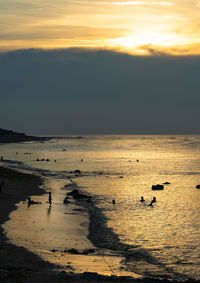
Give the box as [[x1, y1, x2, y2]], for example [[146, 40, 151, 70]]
[[0, 166, 57, 280], [0, 165, 198, 283], [0, 165, 135, 282]]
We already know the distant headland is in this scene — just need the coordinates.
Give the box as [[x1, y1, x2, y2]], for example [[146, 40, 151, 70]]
[[0, 128, 50, 143]]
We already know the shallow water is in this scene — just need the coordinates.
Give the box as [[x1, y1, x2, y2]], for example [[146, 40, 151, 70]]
[[1, 135, 200, 280]]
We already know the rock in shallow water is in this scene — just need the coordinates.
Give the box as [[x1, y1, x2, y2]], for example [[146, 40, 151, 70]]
[[152, 184, 164, 190]]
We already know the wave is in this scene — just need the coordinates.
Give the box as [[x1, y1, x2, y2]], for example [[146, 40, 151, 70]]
[[80, 198, 191, 281]]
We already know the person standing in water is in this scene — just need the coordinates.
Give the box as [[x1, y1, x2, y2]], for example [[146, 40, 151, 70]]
[[48, 192, 52, 206]]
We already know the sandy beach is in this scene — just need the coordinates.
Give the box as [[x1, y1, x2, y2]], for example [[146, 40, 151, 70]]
[[0, 165, 198, 283], [0, 166, 138, 283]]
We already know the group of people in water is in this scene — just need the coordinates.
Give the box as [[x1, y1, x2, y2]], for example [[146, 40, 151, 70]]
[[111, 196, 156, 206], [27, 190, 157, 210], [140, 196, 156, 206]]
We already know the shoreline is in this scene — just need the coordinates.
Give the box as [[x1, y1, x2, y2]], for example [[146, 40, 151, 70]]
[[0, 166, 58, 281], [0, 165, 198, 283], [0, 165, 137, 282]]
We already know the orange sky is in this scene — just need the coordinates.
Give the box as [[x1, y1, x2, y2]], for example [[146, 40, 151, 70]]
[[0, 0, 200, 55]]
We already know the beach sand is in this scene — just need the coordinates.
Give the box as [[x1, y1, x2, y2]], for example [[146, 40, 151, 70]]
[[0, 166, 136, 282], [0, 166, 195, 283]]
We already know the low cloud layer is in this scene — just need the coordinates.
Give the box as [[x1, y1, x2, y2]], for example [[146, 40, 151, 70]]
[[1, 48, 200, 134]]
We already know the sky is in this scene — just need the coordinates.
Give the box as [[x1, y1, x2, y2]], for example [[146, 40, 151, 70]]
[[0, 0, 200, 134], [1, 0, 200, 54]]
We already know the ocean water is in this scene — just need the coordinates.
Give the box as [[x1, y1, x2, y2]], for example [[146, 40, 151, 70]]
[[1, 135, 200, 280]]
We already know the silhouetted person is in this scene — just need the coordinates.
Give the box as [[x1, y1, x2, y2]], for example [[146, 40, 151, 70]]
[[0, 156, 3, 161], [0, 181, 5, 193], [27, 197, 41, 206], [140, 196, 145, 202], [48, 192, 52, 206], [81, 158, 83, 162], [149, 200, 154, 207], [152, 197, 156, 203], [112, 199, 116, 204]]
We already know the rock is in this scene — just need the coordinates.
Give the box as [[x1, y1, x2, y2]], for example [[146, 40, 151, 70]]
[[152, 184, 164, 190], [74, 169, 81, 174], [67, 248, 79, 254], [83, 248, 95, 254], [67, 189, 91, 200], [196, 185, 200, 189], [163, 182, 171, 185]]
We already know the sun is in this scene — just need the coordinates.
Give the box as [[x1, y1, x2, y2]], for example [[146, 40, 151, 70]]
[[109, 30, 190, 53]]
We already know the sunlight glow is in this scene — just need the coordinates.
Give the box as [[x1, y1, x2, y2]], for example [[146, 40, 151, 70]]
[[112, 1, 173, 6], [110, 31, 188, 49], [1, 0, 200, 55]]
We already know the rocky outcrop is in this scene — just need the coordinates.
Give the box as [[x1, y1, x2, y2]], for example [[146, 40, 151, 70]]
[[0, 128, 50, 143]]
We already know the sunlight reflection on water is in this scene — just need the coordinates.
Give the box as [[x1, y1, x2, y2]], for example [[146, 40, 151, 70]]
[[1, 135, 200, 279]]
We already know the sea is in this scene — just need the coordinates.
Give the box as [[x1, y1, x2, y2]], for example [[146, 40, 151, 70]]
[[1, 135, 200, 281]]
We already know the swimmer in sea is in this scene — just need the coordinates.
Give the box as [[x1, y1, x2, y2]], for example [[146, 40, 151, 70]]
[[140, 196, 145, 202]]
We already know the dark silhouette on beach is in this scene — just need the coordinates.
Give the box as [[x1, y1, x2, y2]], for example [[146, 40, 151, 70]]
[[48, 192, 52, 206], [67, 189, 91, 201], [0, 181, 5, 193], [27, 197, 41, 206]]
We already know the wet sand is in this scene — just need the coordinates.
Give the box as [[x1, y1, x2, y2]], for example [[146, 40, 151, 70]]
[[0, 165, 196, 283], [0, 166, 57, 281], [0, 166, 136, 282]]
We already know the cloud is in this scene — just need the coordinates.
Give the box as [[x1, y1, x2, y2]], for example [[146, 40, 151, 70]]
[[0, 25, 127, 41], [138, 42, 200, 56], [112, 1, 173, 6], [0, 48, 200, 134]]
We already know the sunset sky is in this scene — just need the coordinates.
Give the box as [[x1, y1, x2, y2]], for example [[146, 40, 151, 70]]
[[1, 1, 200, 134], [1, 0, 200, 55]]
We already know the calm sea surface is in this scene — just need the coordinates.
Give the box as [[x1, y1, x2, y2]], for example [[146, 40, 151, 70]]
[[1, 135, 200, 280]]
